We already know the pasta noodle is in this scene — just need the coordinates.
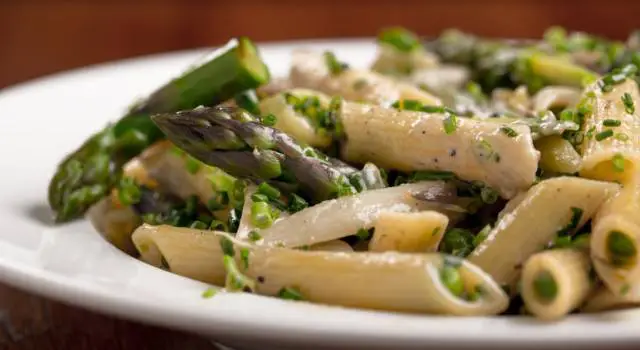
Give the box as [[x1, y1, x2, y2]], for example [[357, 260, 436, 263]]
[[520, 249, 593, 320], [259, 182, 464, 248], [469, 177, 618, 285], [369, 211, 448, 253], [582, 286, 640, 313], [339, 102, 540, 198], [289, 50, 441, 107], [591, 180, 640, 298], [132, 224, 508, 315], [580, 79, 640, 183]]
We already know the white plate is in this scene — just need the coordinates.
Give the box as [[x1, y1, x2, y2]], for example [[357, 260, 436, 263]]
[[0, 39, 639, 350]]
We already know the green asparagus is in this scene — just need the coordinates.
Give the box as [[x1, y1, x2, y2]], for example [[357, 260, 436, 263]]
[[152, 106, 384, 204], [48, 37, 270, 222]]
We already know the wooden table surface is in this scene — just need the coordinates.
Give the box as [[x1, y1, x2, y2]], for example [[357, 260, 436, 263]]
[[2, 1, 640, 349]]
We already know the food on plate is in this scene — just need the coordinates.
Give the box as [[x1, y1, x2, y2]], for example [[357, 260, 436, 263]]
[[48, 26, 640, 320]]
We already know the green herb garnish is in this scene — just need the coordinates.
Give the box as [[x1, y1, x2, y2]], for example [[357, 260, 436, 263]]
[[278, 286, 304, 301], [595, 129, 614, 141]]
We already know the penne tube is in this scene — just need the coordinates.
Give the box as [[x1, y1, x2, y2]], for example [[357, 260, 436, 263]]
[[468, 177, 619, 286], [339, 103, 540, 198], [132, 224, 227, 285], [131, 224, 508, 315], [289, 50, 441, 107], [369, 211, 448, 253], [520, 249, 593, 320], [137, 141, 217, 204], [247, 249, 508, 315], [87, 196, 141, 256], [532, 86, 581, 112], [580, 79, 640, 184], [260, 182, 465, 248], [534, 135, 582, 174], [258, 88, 333, 148], [591, 180, 640, 297], [582, 286, 640, 313]]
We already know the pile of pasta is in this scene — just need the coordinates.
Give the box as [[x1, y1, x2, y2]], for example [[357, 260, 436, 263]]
[[88, 30, 640, 321]]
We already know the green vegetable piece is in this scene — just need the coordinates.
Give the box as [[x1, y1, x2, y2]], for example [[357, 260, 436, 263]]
[[251, 201, 274, 229], [223, 255, 256, 292], [378, 27, 421, 52], [277, 286, 304, 301], [440, 263, 464, 297], [48, 36, 271, 222], [607, 230, 637, 267], [533, 270, 558, 302]]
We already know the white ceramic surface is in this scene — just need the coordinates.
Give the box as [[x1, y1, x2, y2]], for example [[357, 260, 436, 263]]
[[1, 39, 640, 350]]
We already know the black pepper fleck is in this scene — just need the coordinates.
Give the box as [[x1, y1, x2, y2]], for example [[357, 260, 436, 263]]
[[422, 130, 426, 134], [449, 149, 457, 157], [433, 158, 439, 163], [257, 276, 265, 283]]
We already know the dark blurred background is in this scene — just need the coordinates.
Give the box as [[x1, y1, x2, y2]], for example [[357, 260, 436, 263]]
[[2, 0, 639, 89]]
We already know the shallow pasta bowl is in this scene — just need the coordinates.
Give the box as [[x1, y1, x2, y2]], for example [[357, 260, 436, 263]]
[[0, 39, 639, 350]]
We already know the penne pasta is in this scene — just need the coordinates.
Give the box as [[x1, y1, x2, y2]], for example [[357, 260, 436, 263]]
[[369, 211, 448, 253], [258, 88, 333, 148], [260, 182, 464, 248], [132, 224, 227, 285], [580, 79, 640, 184], [247, 249, 509, 315], [289, 50, 441, 107], [520, 249, 593, 320], [534, 135, 582, 174], [87, 196, 141, 256], [339, 103, 540, 198], [532, 86, 581, 112], [469, 177, 619, 286], [582, 286, 640, 313], [591, 180, 640, 298]]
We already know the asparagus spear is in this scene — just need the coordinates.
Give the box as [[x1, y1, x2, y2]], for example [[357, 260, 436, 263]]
[[152, 106, 368, 203], [49, 37, 270, 222], [428, 30, 599, 92]]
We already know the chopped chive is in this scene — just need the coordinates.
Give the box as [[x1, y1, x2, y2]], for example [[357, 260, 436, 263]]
[[473, 225, 492, 247], [431, 226, 441, 236], [219, 236, 235, 257], [323, 51, 349, 75], [595, 129, 614, 141], [277, 286, 304, 301], [262, 113, 277, 126], [559, 109, 574, 121], [603, 119, 622, 127], [257, 182, 281, 200], [240, 247, 250, 270], [616, 133, 630, 141], [443, 114, 458, 134], [248, 230, 263, 242], [356, 228, 373, 241], [223, 255, 256, 292], [557, 207, 583, 236], [551, 235, 573, 249], [500, 126, 518, 137], [250, 193, 268, 203], [440, 264, 464, 297], [607, 230, 637, 267], [251, 201, 274, 229], [480, 186, 499, 204], [585, 126, 596, 139], [288, 193, 308, 213], [116, 177, 141, 206], [622, 92, 635, 114], [378, 27, 420, 52], [533, 270, 558, 302], [202, 287, 218, 299], [612, 153, 625, 173]]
